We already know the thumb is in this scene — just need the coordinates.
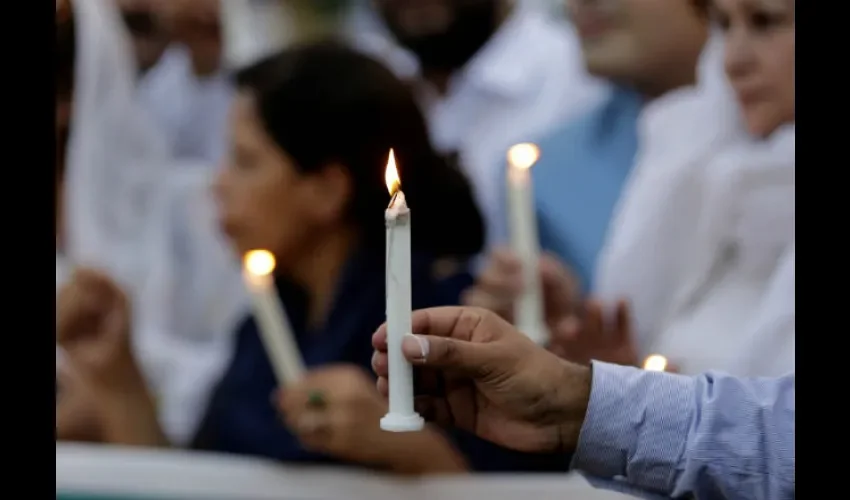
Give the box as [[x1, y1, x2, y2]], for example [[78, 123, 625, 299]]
[[402, 334, 485, 374]]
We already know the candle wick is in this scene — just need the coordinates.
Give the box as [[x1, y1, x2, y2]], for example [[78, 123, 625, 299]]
[[388, 191, 399, 209]]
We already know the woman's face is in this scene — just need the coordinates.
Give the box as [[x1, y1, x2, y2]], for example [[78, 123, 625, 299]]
[[716, 0, 794, 137], [214, 93, 349, 270]]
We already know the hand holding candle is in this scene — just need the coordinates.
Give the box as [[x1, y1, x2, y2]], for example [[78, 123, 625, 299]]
[[506, 143, 547, 344], [380, 150, 424, 433], [243, 250, 304, 386]]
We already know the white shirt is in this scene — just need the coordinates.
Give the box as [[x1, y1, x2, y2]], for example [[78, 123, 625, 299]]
[[594, 34, 794, 378], [137, 45, 234, 166], [355, 7, 607, 250]]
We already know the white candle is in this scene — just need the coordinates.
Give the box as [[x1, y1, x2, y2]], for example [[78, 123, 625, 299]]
[[243, 250, 304, 385], [380, 150, 424, 433], [643, 354, 668, 372], [506, 143, 546, 344]]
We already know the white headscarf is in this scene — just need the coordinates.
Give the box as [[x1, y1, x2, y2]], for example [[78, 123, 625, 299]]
[[593, 32, 795, 376], [63, 0, 247, 444]]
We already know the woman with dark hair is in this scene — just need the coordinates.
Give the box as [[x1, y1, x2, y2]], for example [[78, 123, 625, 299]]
[[59, 41, 565, 473]]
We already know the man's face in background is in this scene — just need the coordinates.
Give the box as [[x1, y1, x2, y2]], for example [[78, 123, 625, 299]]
[[567, 0, 708, 94], [115, 0, 169, 73], [373, 0, 505, 71]]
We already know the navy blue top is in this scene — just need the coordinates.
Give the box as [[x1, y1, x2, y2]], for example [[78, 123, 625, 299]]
[[193, 252, 568, 472]]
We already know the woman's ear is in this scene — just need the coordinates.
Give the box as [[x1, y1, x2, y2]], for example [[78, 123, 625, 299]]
[[309, 163, 352, 224]]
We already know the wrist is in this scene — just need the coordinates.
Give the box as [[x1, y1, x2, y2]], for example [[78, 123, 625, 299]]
[[89, 363, 148, 401], [553, 360, 592, 453], [94, 383, 167, 447]]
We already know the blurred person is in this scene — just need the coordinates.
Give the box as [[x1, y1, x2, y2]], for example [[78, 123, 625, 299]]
[[358, 0, 606, 252], [530, 0, 709, 289], [589, 0, 795, 375], [136, 0, 233, 164], [464, 0, 708, 337], [58, 43, 564, 474], [371, 306, 795, 499], [115, 0, 170, 73], [55, 0, 243, 445], [467, 0, 795, 377]]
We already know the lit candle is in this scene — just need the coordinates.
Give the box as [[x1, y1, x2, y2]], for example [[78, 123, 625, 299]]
[[243, 250, 304, 385], [380, 150, 424, 433], [507, 143, 546, 344], [643, 354, 668, 372]]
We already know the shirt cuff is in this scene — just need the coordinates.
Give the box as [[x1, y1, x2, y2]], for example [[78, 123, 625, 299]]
[[570, 361, 696, 495]]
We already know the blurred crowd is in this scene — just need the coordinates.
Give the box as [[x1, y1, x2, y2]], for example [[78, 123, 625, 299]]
[[55, 0, 794, 487]]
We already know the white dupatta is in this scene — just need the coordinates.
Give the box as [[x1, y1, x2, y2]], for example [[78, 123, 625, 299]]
[[593, 33, 795, 376], [63, 0, 247, 444]]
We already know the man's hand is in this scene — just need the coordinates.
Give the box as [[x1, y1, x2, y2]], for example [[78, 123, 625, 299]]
[[372, 307, 592, 454]]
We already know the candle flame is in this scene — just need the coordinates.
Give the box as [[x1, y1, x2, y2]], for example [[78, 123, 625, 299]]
[[244, 250, 276, 276], [507, 143, 540, 170], [385, 149, 401, 196], [643, 355, 668, 372]]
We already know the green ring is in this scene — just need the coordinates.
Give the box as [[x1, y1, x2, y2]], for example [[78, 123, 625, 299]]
[[307, 390, 327, 409]]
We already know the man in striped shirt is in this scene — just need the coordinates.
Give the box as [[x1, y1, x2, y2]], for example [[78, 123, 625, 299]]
[[372, 307, 794, 500]]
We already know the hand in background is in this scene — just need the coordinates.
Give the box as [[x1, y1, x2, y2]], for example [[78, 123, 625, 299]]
[[277, 365, 466, 473], [462, 247, 579, 328], [277, 365, 388, 464], [57, 269, 167, 446], [56, 269, 143, 394], [373, 307, 591, 454], [548, 299, 640, 367]]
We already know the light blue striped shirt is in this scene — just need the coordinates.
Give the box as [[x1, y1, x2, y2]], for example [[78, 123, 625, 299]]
[[572, 362, 795, 499]]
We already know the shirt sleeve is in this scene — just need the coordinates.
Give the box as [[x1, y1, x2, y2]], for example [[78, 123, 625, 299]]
[[570, 362, 795, 500]]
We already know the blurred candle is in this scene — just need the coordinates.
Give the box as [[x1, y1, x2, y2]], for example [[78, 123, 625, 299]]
[[380, 150, 424, 433], [243, 250, 304, 385], [643, 354, 668, 372], [507, 143, 546, 344]]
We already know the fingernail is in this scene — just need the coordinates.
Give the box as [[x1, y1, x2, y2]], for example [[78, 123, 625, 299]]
[[402, 334, 429, 361]]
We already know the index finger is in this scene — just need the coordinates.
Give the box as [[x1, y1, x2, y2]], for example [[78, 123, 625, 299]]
[[372, 306, 482, 351]]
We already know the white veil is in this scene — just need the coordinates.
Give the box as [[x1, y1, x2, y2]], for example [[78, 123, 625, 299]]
[[593, 32, 744, 344], [593, 32, 795, 375], [63, 0, 247, 444]]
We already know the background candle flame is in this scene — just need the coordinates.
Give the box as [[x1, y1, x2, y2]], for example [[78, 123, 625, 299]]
[[507, 143, 540, 170], [244, 250, 276, 276], [643, 355, 668, 372], [385, 149, 401, 195]]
